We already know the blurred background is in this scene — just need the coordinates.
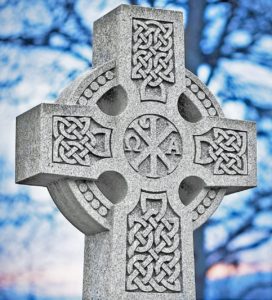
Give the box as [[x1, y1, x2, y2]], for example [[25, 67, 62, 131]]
[[0, 0, 271, 299]]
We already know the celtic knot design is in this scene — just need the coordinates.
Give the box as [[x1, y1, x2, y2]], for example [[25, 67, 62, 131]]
[[126, 191, 181, 293], [194, 128, 248, 175], [53, 116, 111, 166], [132, 19, 174, 103]]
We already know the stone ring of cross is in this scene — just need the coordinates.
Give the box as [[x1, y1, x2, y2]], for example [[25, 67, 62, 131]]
[[16, 5, 256, 300]]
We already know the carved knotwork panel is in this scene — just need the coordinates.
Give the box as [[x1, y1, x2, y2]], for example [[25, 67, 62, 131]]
[[124, 115, 182, 178], [52, 116, 112, 166], [132, 18, 175, 103], [194, 128, 248, 175], [126, 191, 181, 293]]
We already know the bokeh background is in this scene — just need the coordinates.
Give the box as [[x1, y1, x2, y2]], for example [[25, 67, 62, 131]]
[[0, 0, 271, 299]]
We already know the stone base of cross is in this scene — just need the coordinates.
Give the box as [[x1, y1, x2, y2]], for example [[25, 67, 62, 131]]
[[16, 5, 256, 300]]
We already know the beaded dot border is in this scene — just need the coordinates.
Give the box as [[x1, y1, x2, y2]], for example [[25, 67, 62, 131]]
[[192, 189, 218, 222], [185, 76, 218, 117], [77, 70, 115, 106], [77, 181, 109, 217]]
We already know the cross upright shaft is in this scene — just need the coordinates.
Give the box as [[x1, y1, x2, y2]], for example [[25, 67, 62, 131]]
[[16, 5, 256, 300]]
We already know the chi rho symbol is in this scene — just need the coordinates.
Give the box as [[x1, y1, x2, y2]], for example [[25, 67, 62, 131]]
[[124, 115, 182, 178]]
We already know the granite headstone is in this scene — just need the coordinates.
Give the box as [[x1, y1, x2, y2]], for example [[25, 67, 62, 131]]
[[16, 5, 256, 300]]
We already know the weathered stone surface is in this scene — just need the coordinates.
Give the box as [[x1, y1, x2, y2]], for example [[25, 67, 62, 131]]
[[16, 4, 257, 300]]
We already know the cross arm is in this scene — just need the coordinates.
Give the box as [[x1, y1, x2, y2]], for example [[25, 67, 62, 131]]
[[182, 117, 256, 194], [16, 103, 114, 186]]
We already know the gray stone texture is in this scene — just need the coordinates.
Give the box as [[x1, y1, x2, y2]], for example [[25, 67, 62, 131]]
[[16, 4, 257, 300]]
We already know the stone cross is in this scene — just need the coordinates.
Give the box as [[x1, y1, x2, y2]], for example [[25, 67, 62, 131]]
[[16, 5, 256, 300]]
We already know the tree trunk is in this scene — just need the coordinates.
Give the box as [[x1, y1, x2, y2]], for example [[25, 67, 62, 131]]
[[185, 1, 207, 299]]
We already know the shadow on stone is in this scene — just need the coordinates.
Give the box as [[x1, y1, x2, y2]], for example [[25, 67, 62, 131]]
[[96, 171, 128, 204], [179, 176, 205, 205], [97, 85, 127, 116], [178, 92, 202, 122]]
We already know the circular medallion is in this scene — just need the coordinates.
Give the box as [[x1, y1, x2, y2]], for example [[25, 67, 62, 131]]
[[124, 114, 182, 178]]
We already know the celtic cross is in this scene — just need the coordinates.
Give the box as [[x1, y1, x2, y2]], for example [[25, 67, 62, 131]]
[[16, 5, 256, 300]]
